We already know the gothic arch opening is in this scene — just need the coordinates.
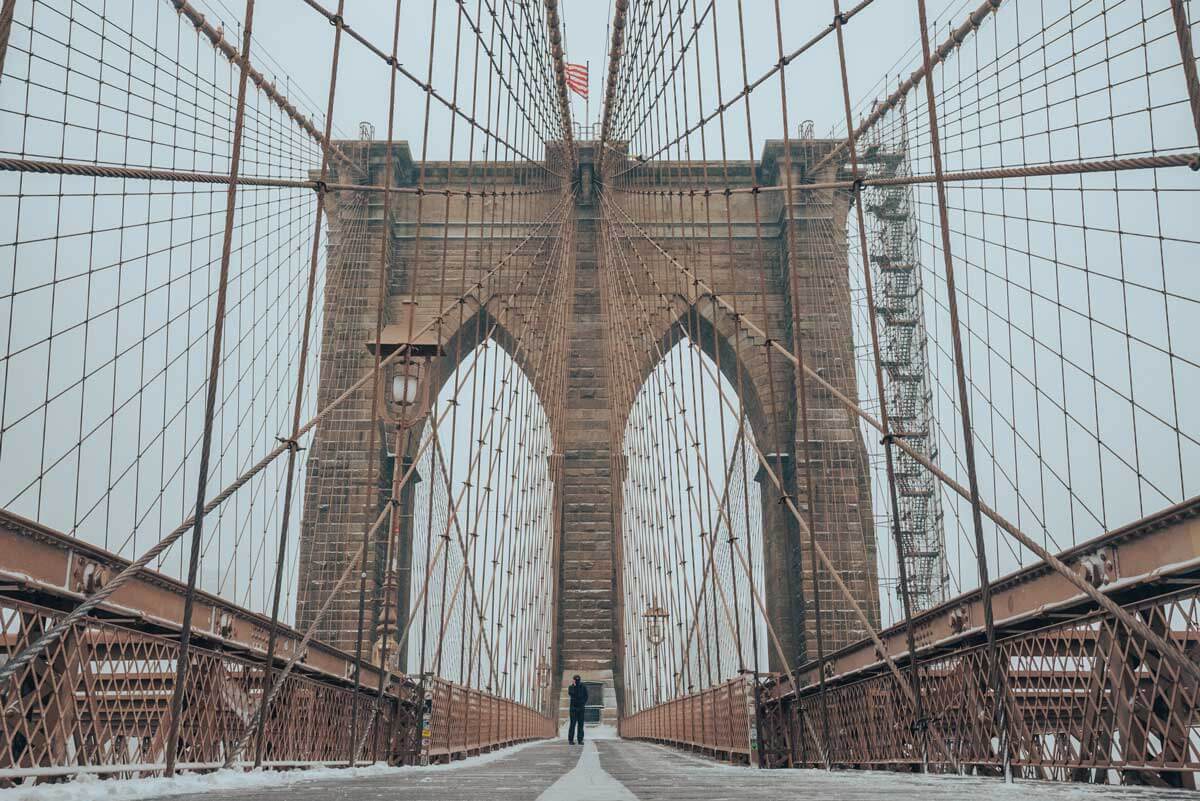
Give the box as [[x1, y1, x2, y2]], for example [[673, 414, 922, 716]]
[[399, 336, 557, 711], [618, 336, 768, 714]]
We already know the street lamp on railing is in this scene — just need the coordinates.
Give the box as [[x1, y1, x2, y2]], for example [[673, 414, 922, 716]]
[[643, 602, 670, 705]]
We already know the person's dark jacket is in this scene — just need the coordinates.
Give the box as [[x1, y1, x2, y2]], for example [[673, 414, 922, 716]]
[[568, 682, 588, 709]]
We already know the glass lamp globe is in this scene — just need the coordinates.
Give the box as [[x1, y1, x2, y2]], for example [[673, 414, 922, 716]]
[[392, 369, 422, 406]]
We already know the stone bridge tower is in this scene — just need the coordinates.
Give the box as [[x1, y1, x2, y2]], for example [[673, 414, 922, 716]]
[[297, 139, 879, 719]]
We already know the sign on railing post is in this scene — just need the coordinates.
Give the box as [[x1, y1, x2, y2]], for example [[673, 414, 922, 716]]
[[419, 672, 433, 766], [745, 674, 760, 768]]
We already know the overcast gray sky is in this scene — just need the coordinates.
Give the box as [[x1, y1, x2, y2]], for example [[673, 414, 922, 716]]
[[208, 0, 975, 155]]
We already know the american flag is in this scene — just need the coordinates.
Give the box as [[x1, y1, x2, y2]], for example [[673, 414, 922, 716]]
[[565, 62, 588, 98]]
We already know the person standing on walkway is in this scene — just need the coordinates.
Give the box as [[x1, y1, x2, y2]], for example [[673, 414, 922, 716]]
[[567, 675, 588, 745]]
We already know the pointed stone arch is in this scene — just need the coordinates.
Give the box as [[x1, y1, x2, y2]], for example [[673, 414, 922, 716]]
[[616, 297, 806, 675], [400, 328, 558, 701], [422, 301, 560, 436]]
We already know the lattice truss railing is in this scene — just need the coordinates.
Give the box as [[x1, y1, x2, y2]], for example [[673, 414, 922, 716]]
[[598, 0, 1200, 785], [0, 0, 571, 781]]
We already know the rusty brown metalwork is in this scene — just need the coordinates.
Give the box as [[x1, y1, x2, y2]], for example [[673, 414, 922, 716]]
[[0, 592, 549, 781], [796, 498, 1200, 686], [169, 0, 362, 178], [0, 596, 394, 780], [542, 0, 576, 156], [826, 0, 931, 766], [163, 0, 258, 775], [296, 0, 556, 171], [0, 514, 553, 782], [1171, 0, 1200, 150], [912, 0, 1003, 770], [619, 675, 756, 764], [252, 0, 357, 764], [623, 499, 1200, 784], [776, 583, 1200, 788], [807, 0, 1004, 177], [608, 151, 1200, 198], [0, 156, 554, 195], [2, 0, 1199, 792], [596, 0, 628, 175], [423, 678, 556, 762], [0, 510, 388, 690], [0, 0, 15, 78]]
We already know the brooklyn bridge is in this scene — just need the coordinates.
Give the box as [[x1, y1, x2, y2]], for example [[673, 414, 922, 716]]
[[0, 0, 1199, 797]]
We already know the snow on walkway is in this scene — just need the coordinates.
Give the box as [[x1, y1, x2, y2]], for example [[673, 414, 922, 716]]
[[0, 739, 543, 801], [8, 737, 1195, 801]]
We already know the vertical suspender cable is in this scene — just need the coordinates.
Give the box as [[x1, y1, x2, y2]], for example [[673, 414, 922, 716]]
[[913, 0, 1006, 775], [163, 0, 257, 778]]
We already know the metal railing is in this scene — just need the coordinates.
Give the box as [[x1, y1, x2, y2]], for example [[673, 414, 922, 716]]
[[619, 675, 756, 764], [771, 584, 1200, 786], [0, 509, 556, 784], [424, 678, 555, 761], [619, 500, 1200, 787], [0, 596, 394, 781]]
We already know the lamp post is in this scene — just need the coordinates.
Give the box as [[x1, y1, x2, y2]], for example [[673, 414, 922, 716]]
[[373, 357, 429, 667], [365, 309, 442, 668], [382, 346, 431, 422], [536, 658, 551, 714], [643, 602, 669, 647], [643, 602, 669, 704]]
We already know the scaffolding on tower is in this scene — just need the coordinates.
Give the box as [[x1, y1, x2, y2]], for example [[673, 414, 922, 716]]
[[861, 97, 949, 613]]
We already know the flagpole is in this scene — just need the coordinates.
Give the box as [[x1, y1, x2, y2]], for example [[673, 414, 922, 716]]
[[586, 59, 590, 133]]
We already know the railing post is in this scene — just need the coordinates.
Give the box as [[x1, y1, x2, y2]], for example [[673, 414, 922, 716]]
[[746, 675, 761, 768], [419, 674, 433, 765]]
